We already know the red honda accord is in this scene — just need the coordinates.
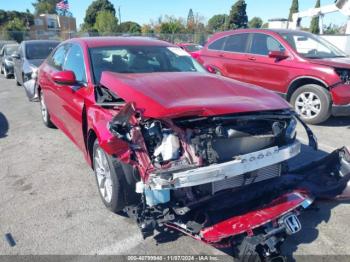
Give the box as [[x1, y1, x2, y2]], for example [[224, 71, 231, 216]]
[[198, 29, 350, 124], [37, 37, 350, 259]]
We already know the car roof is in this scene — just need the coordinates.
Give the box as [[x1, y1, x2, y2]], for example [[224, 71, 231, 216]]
[[23, 40, 60, 45], [4, 43, 19, 47], [69, 37, 175, 48], [213, 28, 311, 37]]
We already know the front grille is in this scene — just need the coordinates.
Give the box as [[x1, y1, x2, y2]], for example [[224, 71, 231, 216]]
[[211, 164, 281, 194]]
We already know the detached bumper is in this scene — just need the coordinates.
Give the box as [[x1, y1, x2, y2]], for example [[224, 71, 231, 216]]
[[23, 79, 39, 102], [332, 103, 350, 116], [171, 147, 350, 244]]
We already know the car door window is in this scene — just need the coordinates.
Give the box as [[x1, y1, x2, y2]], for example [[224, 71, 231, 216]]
[[49, 44, 69, 70], [223, 34, 249, 53], [250, 33, 285, 56], [208, 37, 227, 51], [63, 44, 87, 83]]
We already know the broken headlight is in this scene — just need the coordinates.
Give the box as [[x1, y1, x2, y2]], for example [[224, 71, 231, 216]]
[[335, 68, 350, 84]]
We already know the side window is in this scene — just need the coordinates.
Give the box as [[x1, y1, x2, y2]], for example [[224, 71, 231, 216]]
[[250, 34, 285, 56], [49, 45, 69, 70], [208, 37, 227, 51], [63, 44, 87, 83], [223, 34, 249, 53]]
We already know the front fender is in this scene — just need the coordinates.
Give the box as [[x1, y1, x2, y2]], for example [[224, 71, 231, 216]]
[[87, 105, 131, 161]]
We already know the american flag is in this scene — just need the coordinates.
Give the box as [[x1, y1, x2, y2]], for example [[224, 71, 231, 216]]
[[56, 0, 69, 10]]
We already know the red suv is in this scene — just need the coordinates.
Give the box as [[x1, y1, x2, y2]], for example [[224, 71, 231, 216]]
[[198, 29, 350, 124]]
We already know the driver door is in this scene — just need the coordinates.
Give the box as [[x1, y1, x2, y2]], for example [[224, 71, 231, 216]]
[[57, 44, 89, 151]]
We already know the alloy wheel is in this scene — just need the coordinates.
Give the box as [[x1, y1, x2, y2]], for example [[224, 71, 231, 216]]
[[295, 91, 321, 119], [94, 147, 113, 203]]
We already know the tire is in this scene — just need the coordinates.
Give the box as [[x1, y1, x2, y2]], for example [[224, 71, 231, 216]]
[[39, 90, 55, 128], [3, 67, 10, 79], [92, 140, 140, 213], [290, 84, 331, 125], [14, 72, 21, 86], [0, 64, 3, 74]]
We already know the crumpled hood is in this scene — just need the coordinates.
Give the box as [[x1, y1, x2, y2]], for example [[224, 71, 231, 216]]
[[308, 57, 350, 69], [100, 72, 290, 119]]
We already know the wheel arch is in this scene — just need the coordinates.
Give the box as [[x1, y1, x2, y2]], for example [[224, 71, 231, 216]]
[[286, 77, 329, 101]]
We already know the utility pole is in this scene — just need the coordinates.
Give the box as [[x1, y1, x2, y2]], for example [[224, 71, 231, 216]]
[[118, 6, 122, 24]]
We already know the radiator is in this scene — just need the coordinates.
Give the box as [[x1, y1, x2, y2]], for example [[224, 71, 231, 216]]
[[212, 164, 281, 194]]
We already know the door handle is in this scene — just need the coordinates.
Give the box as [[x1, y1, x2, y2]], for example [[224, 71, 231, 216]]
[[247, 57, 256, 61], [219, 54, 225, 58]]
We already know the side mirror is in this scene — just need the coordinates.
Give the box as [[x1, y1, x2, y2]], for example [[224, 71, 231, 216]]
[[268, 51, 289, 60], [11, 53, 20, 59], [51, 71, 77, 85]]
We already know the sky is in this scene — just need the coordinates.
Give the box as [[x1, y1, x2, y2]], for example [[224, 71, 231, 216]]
[[0, 0, 347, 28]]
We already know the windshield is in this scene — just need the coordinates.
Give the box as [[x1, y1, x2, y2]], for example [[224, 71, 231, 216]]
[[184, 44, 203, 52], [5, 45, 18, 56], [26, 42, 58, 60], [279, 31, 346, 59], [90, 45, 206, 83]]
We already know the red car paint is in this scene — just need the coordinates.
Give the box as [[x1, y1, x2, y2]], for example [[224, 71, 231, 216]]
[[177, 43, 203, 59], [100, 71, 290, 119], [198, 29, 350, 114], [200, 191, 309, 243]]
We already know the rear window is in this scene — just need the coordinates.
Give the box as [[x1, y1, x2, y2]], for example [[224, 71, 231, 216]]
[[25, 42, 59, 60], [223, 34, 249, 53], [208, 37, 227, 51]]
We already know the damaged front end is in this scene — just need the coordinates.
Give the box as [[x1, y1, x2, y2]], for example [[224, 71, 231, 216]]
[[108, 103, 350, 258], [23, 68, 39, 102]]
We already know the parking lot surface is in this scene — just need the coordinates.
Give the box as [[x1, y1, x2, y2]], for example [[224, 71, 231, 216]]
[[0, 75, 350, 257]]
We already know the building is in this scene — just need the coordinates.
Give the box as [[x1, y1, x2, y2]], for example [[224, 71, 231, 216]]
[[268, 18, 289, 29], [30, 14, 77, 40]]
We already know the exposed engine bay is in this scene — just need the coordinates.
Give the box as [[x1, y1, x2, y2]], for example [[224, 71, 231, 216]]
[[107, 103, 350, 260]]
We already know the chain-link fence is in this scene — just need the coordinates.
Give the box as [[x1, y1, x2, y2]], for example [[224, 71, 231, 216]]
[[0, 30, 211, 45]]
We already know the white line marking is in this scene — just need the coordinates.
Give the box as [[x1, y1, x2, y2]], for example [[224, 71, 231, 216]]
[[93, 233, 143, 255]]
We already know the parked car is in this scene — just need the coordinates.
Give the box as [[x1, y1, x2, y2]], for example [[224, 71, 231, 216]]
[[37, 37, 350, 260], [198, 29, 350, 124], [0, 40, 16, 51], [0, 43, 19, 78], [177, 42, 203, 59], [12, 40, 59, 86]]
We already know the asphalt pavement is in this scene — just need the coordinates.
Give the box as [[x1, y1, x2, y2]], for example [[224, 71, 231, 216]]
[[0, 75, 350, 258]]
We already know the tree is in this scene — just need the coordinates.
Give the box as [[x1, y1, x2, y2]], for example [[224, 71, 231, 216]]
[[83, 0, 116, 30], [207, 14, 228, 32], [0, 9, 34, 29], [323, 23, 345, 35], [32, 0, 59, 15], [3, 17, 27, 42], [288, 0, 299, 21], [94, 11, 118, 35], [187, 8, 195, 30], [227, 0, 248, 29], [141, 24, 154, 34], [248, 17, 263, 28], [310, 0, 321, 34], [118, 21, 141, 34]]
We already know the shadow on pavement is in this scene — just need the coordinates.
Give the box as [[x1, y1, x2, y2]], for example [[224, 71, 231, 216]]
[[0, 112, 9, 138], [282, 199, 350, 261], [318, 116, 350, 128]]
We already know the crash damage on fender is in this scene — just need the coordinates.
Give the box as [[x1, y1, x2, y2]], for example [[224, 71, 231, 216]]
[[96, 72, 350, 259]]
